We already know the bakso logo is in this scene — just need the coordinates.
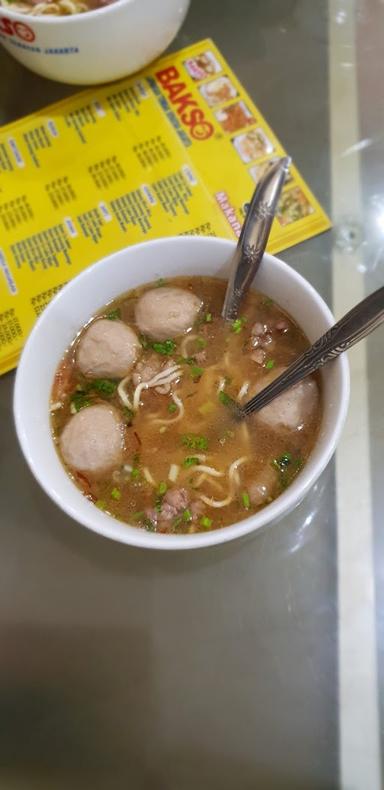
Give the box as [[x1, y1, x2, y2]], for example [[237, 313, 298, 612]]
[[155, 66, 214, 141], [0, 17, 35, 42]]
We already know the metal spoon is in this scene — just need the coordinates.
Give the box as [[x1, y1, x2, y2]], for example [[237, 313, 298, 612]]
[[222, 156, 291, 321], [236, 285, 384, 419]]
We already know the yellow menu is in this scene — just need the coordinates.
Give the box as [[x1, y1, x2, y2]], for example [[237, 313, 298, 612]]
[[0, 38, 330, 375]]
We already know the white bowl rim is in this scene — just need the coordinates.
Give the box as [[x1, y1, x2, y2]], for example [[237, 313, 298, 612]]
[[14, 236, 350, 550]]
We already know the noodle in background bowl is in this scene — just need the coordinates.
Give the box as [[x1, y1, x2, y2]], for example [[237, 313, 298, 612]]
[[0, 0, 190, 84], [14, 236, 350, 550]]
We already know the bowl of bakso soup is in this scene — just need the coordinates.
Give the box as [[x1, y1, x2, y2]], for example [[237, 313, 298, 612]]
[[0, 0, 190, 84], [14, 236, 349, 550]]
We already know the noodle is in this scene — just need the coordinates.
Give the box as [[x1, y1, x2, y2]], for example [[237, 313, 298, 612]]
[[180, 334, 198, 357], [132, 364, 182, 411], [168, 464, 180, 482], [117, 376, 133, 410], [237, 381, 250, 401], [193, 464, 224, 478], [50, 401, 63, 412], [143, 467, 156, 487], [198, 457, 248, 508], [1, 0, 89, 14], [193, 473, 225, 494]]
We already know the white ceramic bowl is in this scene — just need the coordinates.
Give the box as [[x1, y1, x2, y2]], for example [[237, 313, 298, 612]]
[[14, 236, 349, 550], [0, 0, 190, 84]]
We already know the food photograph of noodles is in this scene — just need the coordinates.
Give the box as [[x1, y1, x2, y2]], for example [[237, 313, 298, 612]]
[[50, 277, 322, 534]]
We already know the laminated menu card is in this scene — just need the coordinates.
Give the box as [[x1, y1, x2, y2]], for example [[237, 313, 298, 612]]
[[0, 38, 330, 375]]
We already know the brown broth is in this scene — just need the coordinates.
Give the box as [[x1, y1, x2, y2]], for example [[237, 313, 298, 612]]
[[51, 276, 322, 534]]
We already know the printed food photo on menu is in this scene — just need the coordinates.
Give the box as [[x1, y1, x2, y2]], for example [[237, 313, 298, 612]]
[[183, 50, 222, 81], [215, 101, 255, 133], [232, 128, 274, 163], [277, 186, 314, 225], [199, 76, 238, 107], [249, 158, 292, 185]]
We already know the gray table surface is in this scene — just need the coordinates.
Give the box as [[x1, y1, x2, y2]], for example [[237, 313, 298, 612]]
[[1, 1, 383, 788]]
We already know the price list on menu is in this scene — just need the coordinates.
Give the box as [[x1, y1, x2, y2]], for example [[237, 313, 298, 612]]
[[0, 39, 330, 375]]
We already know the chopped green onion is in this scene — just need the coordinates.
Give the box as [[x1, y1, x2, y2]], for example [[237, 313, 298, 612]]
[[131, 511, 144, 521], [173, 515, 183, 530], [205, 312, 212, 323], [272, 452, 292, 472], [262, 297, 273, 306], [231, 316, 247, 333], [95, 499, 106, 510], [198, 401, 215, 416], [131, 467, 140, 480], [181, 434, 208, 451], [106, 308, 120, 320], [265, 359, 275, 370], [157, 481, 167, 495], [70, 391, 91, 412], [143, 517, 155, 531], [218, 391, 234, 407], [197, 337, 207, 349], [183, 456, 200, 468], [168, 402, 177, 414], [92, 378, 117, 395], [241, 491, 251, 509], [190, 365, 203, 379], [177, 355, 195, 366], [151, 339, 176, 356], [155, 278, 167, 288], [111, 487, 121, 501], [182, 508, 192, 522], [200, 516, 212, 529]]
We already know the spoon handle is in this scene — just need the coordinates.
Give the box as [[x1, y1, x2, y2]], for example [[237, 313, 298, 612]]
[[222, 156, 290, 321], [241, 285, 384, 417]]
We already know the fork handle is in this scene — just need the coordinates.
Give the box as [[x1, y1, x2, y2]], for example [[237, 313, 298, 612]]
[[242, 285, 384, 417]]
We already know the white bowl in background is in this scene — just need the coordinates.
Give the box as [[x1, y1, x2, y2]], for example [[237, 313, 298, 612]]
[[14, 236, 350, 549], [0, 0, 190, 84]]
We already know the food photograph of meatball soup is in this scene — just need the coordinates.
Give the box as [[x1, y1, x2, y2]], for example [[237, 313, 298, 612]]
[[51, 276, 322, 535], [5, 0, 384, 786]]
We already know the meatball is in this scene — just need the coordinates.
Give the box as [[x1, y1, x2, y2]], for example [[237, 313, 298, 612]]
[[253, 367, 319, 431], [60, 404, 125, 476], [135, 287, 202, 340], [76, 319, 140, 379], [249, 467, 277, 506]]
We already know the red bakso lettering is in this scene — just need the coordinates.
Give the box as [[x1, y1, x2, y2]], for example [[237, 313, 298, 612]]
[[14, 21, 35, 41], [180, 107, 203, 127], [0, 17, 14, 36], [156, 66, 180, 87], [190, 120, 214, 140], [167, 82, 189, 102], [174, 92, 197, 115]]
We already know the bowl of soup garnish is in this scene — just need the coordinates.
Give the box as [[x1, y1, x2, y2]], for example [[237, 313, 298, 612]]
[[14, 236, 349, 549], [0, 0, 190, 84]]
